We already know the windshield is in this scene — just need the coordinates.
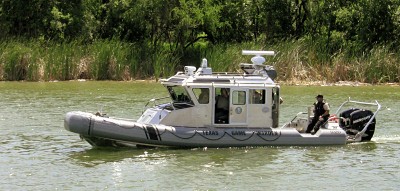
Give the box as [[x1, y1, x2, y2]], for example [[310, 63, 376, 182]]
[[167, 86, 194, 109]]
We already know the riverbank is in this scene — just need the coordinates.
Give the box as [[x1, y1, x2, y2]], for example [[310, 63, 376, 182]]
[[4, 78, 398, 88], [1, 39, 399, 83]]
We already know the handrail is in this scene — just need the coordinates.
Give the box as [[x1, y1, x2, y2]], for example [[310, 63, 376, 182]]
[[281, 112, 307, 128], [290, 112, 307, 123], [355, 100, 381, 141], [335, 97, 380, 114], [144, 96, 170, 107], [334, 97, 381, 141], [142, 96, 171, 113]]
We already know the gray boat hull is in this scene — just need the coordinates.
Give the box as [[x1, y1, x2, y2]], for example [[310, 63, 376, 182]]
[[64, 111, 347, 148]]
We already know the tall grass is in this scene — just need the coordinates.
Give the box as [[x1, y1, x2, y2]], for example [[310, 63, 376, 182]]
[[0, 39, 180, 81], [0, 40, 39, 81], [205, 39, 400, 84], [0, 38, 399, 83]]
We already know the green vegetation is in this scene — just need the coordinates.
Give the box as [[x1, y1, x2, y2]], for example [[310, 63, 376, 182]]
[[1, 0, 400, 83], [0, 39, 179, 81]]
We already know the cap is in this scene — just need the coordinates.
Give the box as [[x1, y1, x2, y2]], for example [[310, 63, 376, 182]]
[[316, 94, 323, 98]]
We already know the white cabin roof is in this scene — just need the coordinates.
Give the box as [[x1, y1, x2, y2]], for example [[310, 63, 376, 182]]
[[161, 50, 277, 88]]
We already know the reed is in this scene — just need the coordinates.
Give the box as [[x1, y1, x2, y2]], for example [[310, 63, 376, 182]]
[[153, 49, 180, 81], [0, 38, 399, 83], [43, 41, 81, 81], [0, 39, 150, 81], [206, 39, 399, 84]]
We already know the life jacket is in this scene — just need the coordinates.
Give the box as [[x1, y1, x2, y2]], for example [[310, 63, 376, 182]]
[[314, 101, 328, 117]]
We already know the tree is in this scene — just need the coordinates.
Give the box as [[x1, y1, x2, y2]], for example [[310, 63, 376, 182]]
[[258, 0, 293, 41], [0, 0, 53, 38]]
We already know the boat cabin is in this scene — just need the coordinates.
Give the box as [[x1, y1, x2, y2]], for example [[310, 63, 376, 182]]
[[138, 51, 281, 128]]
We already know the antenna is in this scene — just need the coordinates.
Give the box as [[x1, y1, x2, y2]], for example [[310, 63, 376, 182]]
[[240, 50, 277, 79], [242, 50, 275, 65], [242, 50, 275, 56]]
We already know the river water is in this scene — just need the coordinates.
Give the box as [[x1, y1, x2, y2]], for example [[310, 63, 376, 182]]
[[1, 81, 399, 190]]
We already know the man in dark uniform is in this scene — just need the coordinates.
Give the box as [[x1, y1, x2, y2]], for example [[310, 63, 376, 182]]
[[306, 94, 330, 134]]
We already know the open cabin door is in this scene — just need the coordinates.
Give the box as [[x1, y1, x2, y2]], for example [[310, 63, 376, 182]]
[[213, 87, 247, 125]]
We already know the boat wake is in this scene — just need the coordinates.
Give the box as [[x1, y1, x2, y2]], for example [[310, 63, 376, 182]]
[[371, 135, 400, 144]]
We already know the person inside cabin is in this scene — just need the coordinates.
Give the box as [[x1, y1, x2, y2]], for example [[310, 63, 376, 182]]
[[250, 89, 265, 104], [215, 88, 229, 123], [198, 88, 209, 104], [306, 94, 330, 134], [252, 90, 261, 104]]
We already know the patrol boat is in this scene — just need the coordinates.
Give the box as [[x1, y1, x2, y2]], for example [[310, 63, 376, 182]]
[[64, 50, 381, 148]]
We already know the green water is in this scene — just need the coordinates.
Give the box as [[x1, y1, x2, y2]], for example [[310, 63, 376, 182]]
[[1, 81, 399, 190]]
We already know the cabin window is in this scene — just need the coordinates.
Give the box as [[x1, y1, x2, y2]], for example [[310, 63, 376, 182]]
[[167, 86, 194, 109], [232, 90, 246, 105], [192, 88, 209, 104], [249, 89, 265, 104]]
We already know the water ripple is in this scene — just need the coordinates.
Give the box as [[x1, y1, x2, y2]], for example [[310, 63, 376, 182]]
[[1, 82, 399, 190]]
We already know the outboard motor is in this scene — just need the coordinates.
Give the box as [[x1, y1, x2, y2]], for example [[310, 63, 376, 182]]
[[339, 108, 376, 141]]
